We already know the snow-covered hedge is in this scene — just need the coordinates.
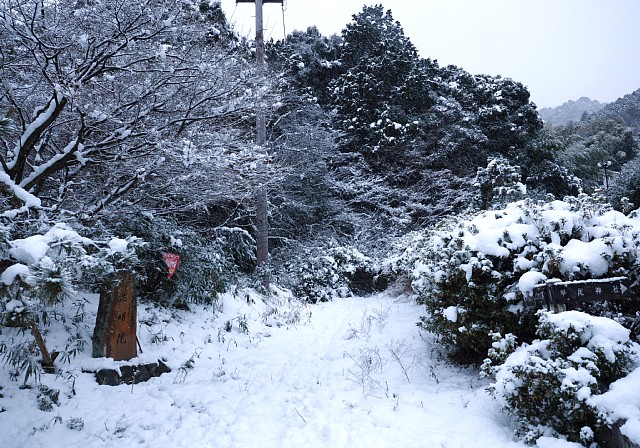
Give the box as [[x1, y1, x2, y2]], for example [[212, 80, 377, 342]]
[[391, 194, 640, 363], [486, 311, 638, 445], [286, 245, 382, 303]]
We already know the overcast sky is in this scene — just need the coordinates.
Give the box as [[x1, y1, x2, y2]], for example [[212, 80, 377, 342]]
[[220, 0, 640, 108]]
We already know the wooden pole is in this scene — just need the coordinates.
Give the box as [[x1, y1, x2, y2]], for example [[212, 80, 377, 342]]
[[255, 0, 269, 270], [255, 0, 266, 147]]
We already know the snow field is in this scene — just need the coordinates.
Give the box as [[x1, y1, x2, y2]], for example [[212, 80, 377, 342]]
[[1, 291, 536, 447]]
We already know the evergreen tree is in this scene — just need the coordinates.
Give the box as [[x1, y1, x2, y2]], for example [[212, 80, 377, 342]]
[[439, 69, 543, 162], [608, 154, 640, 210], [264, 5, 545, 231], [266, 26, 342, 106], [556, 119, 638, 192], [472, 157, 526, 210], [330, 5, 430, 151], [515, 129, 581, 199]]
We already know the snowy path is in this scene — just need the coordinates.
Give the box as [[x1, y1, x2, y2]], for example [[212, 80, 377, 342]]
[[0, 293, 528, 448]]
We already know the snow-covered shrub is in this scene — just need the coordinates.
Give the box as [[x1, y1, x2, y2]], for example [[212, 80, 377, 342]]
[[121, 215, 255, 308], [0, 222, 142, 382], [472, 157, 526, 210], [1, 223, 141, 323], [394, 194, 640, 364], [481, 332, 518, 378], [286, 245, 381, 303], [609, 154, 640, 211], [488, 311, 637, 445]]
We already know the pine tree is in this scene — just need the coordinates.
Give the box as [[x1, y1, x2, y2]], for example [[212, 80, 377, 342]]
[[472, 157, 526, 210], [330, 5, 427, 151], [266, 26, 342, 106]]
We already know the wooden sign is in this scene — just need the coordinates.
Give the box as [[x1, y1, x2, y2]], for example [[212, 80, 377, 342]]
[[530, 277, 630, 308], [93, 271, 137, 361]]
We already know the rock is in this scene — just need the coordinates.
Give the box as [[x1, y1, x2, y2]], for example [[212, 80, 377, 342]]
[[94, 360, 171, 386]]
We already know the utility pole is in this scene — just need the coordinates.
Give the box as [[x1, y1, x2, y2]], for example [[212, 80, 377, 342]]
[[254, 0, 269, 268], [255, 0, 266, 144], [236, 0, 283, 271]]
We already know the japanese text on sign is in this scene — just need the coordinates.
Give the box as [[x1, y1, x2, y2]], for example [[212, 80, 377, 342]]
[[530, 277, 630, 308]]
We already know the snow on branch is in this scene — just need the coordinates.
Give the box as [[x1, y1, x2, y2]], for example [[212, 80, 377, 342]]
[[0, 169, 41, 218], [84, 157, 164, 218], [19, 137, 84, 192], [7, 91, 68, 181]]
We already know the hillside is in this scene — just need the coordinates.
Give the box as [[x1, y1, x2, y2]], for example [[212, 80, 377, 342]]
[[539, 97, 606, 126], [593, 88, 640, 132]]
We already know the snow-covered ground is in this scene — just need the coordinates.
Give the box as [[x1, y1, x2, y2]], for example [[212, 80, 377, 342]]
[[0, 289, 588, 448]]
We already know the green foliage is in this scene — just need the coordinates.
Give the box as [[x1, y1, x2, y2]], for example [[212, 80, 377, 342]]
[[404, 219, 535, 363], [118, 214, 254, 308], [556, 120, 638, 192], [488, 311, 636, 445], [481, 332, 518, 377], [395, 194, 640, 364], [515, 130, 581, 199], [472, 157, 526, 210], [37, 384, 60, 412], [415, 249, 534, 364], [284, 244, 381, 303], [1, 336, 42, 384], [29, 263, 75, 306], [0, 222, 139, 383], [2, 222, 140, 311], [266, 26, 343, 106], [609, 154, 640, 210], [267, 5, 543, 235], [330, 5, 428, 151]]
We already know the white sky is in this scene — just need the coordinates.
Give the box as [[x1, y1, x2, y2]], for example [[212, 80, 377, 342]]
[[220, 0, 640, 108]]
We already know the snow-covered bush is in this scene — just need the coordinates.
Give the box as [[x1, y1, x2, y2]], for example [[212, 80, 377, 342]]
[[488, 311, 638, 445], [1, 223, 141, 322], [286, 245, 381, 303], [118, 215, 255, 308], [393, 194, 640, 364], [472, 157, 526, 210], [0, 222, 142, 382]]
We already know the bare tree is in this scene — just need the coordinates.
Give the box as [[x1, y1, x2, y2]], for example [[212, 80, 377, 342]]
[[0, 0, 275, 220]]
